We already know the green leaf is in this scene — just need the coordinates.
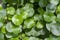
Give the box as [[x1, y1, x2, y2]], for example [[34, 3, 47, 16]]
[[46, 4, 56, 13], [16, 9, 21, 15], [43, 12, 56, 22], [26, 8, 34, 17], [21, 12, 28, 19], [20, 33, 26, 39], [24, 18, 35, 29], [36, 21, 43, 29], [25, 28, 41, 36], [38, 8, 44, 15], [20, 0, 24, 5], [0, 4, 3, 10], [16, 8, 28, 19], [0, 9, 6, 19], [30, 0, 35, 3], [6, 7, 15, 15], [6, 0, 17, 5], [56, 14, 60, 22], [46, 23, 60, 36], [6, 22, 22, 34], [12, 15, 23, 25], [50, 0, 59, 5], [23, 3, 33, 10], [0, 32, 4, 40], [3, 0, 60, 40], [25, 28, 45, 36], [0, 22, 3, 28], [44, 35, 60, 40], [9, 37, 19, 40], [1, 26, 6, 34], [7, 15, 12, 21], [6, 33, 18, 38], [6, 22, 13, 32], [34, 14, 43, 21], [22, 37, 29, 40], [6, 33, 13, 38], [12, 25, 22, 34], [23, 3, 34, 17], [56, 5, 60, 14], [34, 14, 40, 21], [39, 0, 48, 7]]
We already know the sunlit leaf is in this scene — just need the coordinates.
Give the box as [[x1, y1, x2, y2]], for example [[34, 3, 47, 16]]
[[24, 18, 35, 29], [12, 15, 23, 25], [6, 7, 15, 15], [46, 23, 60, 36]]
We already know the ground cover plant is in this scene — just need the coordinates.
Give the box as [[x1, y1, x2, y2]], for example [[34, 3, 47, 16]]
[[0, 0, 60, 40]]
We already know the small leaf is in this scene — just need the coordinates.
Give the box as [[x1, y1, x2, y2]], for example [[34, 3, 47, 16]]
[[0, 32, 4, 40], [25, 28, 40, 36], [43, 12, 56, 22], [6, 7, 15, 15], [46, 4, 56, 13], [36, 21, 43, 29], [39, 0, 48, 7], [12, 25, 22, 34], [23, 3, 34, 17], [46, 23, 60, 36], [24, 18, 35, 29], [6, 33, 18, 38], [12, 15, 23, 25], [25, 28, 45, 36], [0, 22, 3, 28], [0, 9, 6, 19], [6, 33, 13, 38], [50, 0, 59, 5], [0, 4, 3, 10], [34, 14, 40, 21], [1, 26, 6, 34], [16, 9, 21, 15], [56, 14, 60, 22], [56, 5, 60, 14], [6, 22, 13, 32]]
